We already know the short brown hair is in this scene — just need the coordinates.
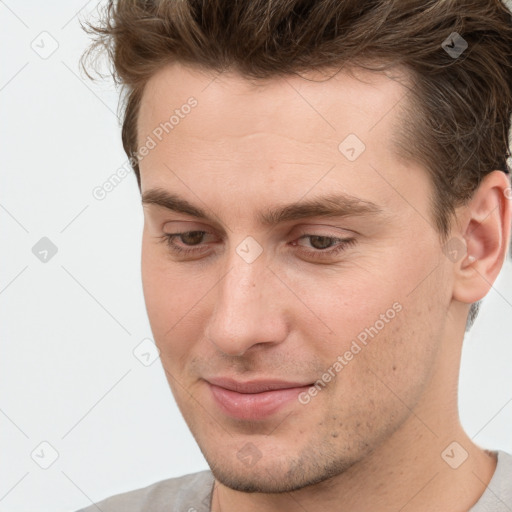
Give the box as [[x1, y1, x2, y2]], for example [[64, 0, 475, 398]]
[[81, 0, 512, 328]]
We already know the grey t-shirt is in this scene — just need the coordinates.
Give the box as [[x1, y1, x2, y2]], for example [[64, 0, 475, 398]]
[[76, 450, 512, 512]]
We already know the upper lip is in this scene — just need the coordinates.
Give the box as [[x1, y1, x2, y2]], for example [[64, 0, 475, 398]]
[[206, 377, 312, 394]]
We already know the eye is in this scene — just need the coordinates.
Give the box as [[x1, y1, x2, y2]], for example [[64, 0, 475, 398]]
[[158, 230, 357, 261], [159, 230, 212, 256], [291, 233, 356, 260]]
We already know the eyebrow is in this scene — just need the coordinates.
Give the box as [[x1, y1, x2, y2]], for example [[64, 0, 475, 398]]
[[141, 188, 384, 227]]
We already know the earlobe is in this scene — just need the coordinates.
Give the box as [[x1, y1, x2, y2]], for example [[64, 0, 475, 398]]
[[452, 170, 512, 305]]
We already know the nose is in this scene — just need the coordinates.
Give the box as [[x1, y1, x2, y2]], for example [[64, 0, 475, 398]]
[[205, 247, 289, 357]]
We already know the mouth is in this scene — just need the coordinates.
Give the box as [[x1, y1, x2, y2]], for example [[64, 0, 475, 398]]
[[205, 377, 313, 420]]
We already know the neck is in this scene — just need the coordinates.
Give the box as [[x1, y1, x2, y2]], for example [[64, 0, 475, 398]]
[[211, 422, 496, 512], [210, 317, 497, 512]]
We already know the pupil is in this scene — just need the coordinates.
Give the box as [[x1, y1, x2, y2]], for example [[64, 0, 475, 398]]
[[310, 236, 333, 250], [182, 231, 203, 245]]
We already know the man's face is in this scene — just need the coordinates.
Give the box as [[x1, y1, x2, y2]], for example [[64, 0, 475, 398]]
[[138, 62, 453, 492]]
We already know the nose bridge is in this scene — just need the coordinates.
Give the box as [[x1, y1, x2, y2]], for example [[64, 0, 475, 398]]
[[205, 242, 287, 356]]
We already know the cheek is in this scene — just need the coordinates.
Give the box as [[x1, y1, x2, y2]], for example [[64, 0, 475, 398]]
[[312, 261, 444, 398], [342, 285, 445, 416], [141, 236, 201, 359], [295, 272, 402, 357]]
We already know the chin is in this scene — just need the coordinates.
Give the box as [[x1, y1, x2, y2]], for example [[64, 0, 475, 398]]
[[209, 464, 307, 494], [206, 449, 358, 494]]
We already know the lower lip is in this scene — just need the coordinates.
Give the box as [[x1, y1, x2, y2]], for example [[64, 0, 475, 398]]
[[207, 382, 311, 420]]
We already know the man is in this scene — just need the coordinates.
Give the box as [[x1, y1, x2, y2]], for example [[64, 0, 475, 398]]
[[76, 0, 512, 510]]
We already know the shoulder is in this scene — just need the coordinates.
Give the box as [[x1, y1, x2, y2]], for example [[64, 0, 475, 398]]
[[471, 450, 512, 511], [73, 469, 214, 512], [491, 450, 512, 493]]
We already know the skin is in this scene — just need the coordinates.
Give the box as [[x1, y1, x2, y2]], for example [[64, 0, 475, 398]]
[[137, 61, 511, 511]]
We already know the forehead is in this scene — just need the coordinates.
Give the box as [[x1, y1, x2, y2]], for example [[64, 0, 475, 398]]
[[135, 61, 430, 226], [137, 61, 411, 150]]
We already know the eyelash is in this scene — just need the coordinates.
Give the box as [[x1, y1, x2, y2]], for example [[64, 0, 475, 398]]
[[159, 230, 356, 260]]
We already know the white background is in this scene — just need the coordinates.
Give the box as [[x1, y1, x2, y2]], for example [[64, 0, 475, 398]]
[[0, 2, 511, 511]]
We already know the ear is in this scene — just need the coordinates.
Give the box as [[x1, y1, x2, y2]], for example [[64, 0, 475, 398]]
[[452, 170, 512, 305]]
